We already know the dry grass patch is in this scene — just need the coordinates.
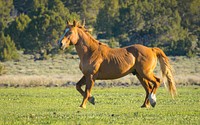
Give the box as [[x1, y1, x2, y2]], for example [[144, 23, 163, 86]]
[[0, 54, 199, 86]]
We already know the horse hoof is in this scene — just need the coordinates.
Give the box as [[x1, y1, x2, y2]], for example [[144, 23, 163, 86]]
[[148, 93, 156, 108], [79, 105, 86, 109], [151, 102, 156, 107], [88, 96, 95, 105], [141, 105, 147, 108], [141, 104, 150, 108]]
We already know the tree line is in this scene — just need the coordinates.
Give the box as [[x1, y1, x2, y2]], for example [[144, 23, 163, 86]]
[[0, 0, 199, 61]]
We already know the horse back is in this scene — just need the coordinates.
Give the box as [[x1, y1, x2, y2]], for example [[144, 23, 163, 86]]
[[125, 44, 153, 57]]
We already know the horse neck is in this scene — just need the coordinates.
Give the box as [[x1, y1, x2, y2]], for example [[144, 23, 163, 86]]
[[75, 28, 99, 59]]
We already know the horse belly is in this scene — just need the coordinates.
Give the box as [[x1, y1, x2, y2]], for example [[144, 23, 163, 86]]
[[97, 60, 134, 80]]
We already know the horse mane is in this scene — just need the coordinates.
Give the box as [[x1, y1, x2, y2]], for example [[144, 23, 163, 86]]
[[77, 24, 108, 47], [76, 24, 131, 63]]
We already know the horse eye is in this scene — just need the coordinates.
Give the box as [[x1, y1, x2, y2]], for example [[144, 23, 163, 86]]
[[68, 31, 72, 35]]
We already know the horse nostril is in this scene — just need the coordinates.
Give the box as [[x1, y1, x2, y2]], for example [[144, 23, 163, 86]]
[[58, 41, 62, 47]]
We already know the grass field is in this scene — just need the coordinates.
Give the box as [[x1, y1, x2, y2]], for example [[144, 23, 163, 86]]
[[0, 53, 199, 124], [0, 86, 199, 125]]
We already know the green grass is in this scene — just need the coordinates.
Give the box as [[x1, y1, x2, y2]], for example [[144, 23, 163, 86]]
[[0, 86, 199, 125]]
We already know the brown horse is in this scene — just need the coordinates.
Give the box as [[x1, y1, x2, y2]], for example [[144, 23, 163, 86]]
[[58, 20, 177, 109]]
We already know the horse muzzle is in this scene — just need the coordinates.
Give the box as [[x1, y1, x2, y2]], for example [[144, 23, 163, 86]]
[[57, 40, 64, 50], [57, 40, 61, 48], [58, 40, 70, 50]]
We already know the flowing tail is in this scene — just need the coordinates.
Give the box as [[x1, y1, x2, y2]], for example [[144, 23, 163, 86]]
[[152, 47, 177, 98]]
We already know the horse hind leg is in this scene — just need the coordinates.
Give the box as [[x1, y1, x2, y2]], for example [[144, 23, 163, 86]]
[[151, 76, 160, 94], [136, 74, 152, 108], [145, 74, 161, 107]]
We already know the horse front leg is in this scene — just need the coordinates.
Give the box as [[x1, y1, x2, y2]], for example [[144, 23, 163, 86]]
[[80, 74, 95, 109], [76, 76, 86, 97], [76, 76, 95, 107]]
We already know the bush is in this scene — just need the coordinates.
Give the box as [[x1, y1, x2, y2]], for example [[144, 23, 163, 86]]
[[108, 37, 119, 48], [0, 32, 19, 61], [186, 50, 196, 58], [0, 63, 6, 75]]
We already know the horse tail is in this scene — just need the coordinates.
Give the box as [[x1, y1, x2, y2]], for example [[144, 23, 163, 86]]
[[152, 47, 177, 98]]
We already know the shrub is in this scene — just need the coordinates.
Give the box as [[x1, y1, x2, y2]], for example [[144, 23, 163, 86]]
[[108, 37, 119, 48], [0, 32, 19, 61], [0, 63, 6, 75]]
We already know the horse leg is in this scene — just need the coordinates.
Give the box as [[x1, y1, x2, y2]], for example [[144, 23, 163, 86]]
[[143, 74, 160, 107], [76, 76, 95, 106], [151, 75, 160, 94], [80, 74, 95, 109], [136, 74, 152, 108], [76, 76, 86, 97], [149, 75, 160, 107]]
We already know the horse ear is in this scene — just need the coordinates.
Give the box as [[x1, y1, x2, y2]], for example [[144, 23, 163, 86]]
[[66, 20, 70, 25], [73, 20, 77, 27], [82, 19, 85, 27]]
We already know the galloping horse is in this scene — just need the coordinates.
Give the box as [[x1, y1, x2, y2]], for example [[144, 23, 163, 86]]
[[58, 20, 177, 108]]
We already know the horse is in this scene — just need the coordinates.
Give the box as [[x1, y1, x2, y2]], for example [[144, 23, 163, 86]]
[[58, 20, 177, 109]]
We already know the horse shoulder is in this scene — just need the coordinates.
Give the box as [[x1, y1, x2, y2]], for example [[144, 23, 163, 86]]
[[99, 45, 110, 58], [80, 49, 103, 75]]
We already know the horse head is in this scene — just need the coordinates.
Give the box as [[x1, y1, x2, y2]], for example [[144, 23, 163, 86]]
[[58, 20, 80, 50]]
